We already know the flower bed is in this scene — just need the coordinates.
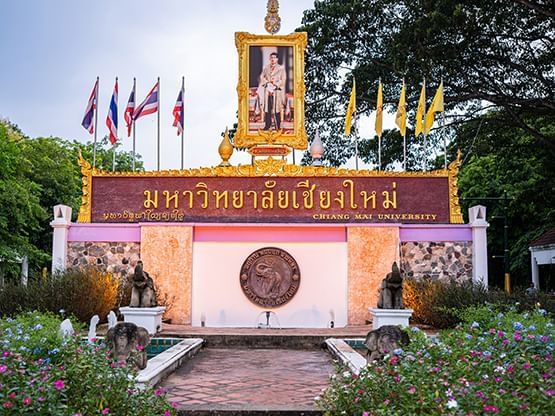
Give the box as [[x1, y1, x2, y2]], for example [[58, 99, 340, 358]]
[[0, 311, 176, 415], [317, 306, 554, 415]]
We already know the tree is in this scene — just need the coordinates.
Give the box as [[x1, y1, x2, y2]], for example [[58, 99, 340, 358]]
[[0, 122, 48, 280], [451, 112, 555, 286], [0, 119, 144, 281], [298, 0, 555, 166]]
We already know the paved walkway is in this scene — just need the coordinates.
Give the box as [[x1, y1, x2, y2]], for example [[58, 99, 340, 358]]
[[160, 348, 335, 412]]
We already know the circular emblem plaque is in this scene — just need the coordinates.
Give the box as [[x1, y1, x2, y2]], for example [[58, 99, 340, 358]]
[[240, 247, 301, 308]]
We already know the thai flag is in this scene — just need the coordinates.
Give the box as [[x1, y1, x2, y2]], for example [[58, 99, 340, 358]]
[[106, 79, 118, 145], [124, 84, 135, 137], [172, 88, 184, 135], [133, 81, 159, 121], [81, 79, 98, 134]]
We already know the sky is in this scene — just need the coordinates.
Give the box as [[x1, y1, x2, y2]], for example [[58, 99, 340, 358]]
[[0, 0, 318, 170]]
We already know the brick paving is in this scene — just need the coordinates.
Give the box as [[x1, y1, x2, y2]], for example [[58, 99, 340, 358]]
[[160, 348, 335, 412]]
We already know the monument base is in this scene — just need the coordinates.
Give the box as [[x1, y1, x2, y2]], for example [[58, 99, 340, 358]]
[[120, 306, 166, 335], [369, 308, 413, 330]]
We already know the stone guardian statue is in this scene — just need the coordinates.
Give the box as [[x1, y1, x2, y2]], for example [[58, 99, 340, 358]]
[[130, 260, 157, 307], [377, 262, 404, 309]]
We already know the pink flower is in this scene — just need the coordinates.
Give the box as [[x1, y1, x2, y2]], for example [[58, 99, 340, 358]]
[[53, 379, 65, 390], [497, 330, 505, 338], [483, 405, 500, 413], [408, 385, 416, 394], [38, 396, 45, 402], [362, 412, 369, 416], [164, 411, 172, 416], [514, 332, 522, 342], [171, 402, 178, 409], [0, 365, 7, 373], [383, 399, 390, 405], [476, 391, 486, 399], [2, 351, 9, 357], [545, 389, 554, 396], [3, 401, 14, 409], [523, 362, 531, 370], [155, 389, 163, 396], [502, 339, 509, 346], [23, 397, 31, 405], [389, 356, 398, 365], [136, 344, 145, 351], [8, 393, 16, 399], [102, 408, 110, 415]]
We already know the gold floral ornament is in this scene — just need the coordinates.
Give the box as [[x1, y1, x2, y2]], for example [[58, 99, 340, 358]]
[[265, 0, 281, 35]]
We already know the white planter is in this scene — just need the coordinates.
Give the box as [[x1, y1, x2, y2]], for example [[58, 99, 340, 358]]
[[120, 306, 166, 335], [369, 308, 413, 330]]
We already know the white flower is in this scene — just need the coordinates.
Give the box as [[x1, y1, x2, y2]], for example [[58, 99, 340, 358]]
[[343, 371, 351, 378], [446, 399, 458, 409]]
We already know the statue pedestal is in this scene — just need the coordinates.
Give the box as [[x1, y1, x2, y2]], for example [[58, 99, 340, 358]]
[[120, 306, 166, 335], [369, 308, 413, 330]]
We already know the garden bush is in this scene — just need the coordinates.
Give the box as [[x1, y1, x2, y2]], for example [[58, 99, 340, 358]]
[[0, 311, 175, 415], [0, 267, 120, 322], [403, 277, 554, 328], [317, 305, 554, 415]]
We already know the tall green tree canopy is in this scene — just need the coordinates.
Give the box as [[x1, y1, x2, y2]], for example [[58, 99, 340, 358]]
[[0, 119, 143, 281], [299, 0, 555, 166]]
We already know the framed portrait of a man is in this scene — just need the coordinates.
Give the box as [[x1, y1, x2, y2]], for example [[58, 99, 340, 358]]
[[235, 32, 308, 150]]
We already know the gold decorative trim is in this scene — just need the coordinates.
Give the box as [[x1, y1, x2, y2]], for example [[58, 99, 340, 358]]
[[448, 150, 464, 224], [82, 157, 453, 178], [77, 151, 93, 223], [234, 32, 308, 150]]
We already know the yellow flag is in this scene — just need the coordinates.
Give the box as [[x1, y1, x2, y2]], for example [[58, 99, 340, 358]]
[[415, 80, 426, 136], [425, 81, 444, 133], [375, 80, 383, 138], [395, 81, 407, 137], [344, 79, 356, 136]]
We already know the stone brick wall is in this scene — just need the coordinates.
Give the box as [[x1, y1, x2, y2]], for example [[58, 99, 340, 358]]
[[67, 242, 141, 280], [400, 241, 472, 281]]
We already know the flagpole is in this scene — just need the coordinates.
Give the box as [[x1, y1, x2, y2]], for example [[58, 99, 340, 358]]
[[292, 150, 296, 165], [157, 76, 160, 171], [132, 77, 136, 172], [423, 78, 427, 172], [93, 76, 99, 168], [377, 78, 382, 171], [442, 78, 447, 169], [112, 76, 118, 172], [181, 76, 185, 170], [403, 135, 407, 171], [354, 118, 359, 170], [402, 79, 407, 171]]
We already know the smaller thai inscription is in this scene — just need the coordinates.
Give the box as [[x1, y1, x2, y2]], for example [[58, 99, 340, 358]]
[[239, 247, 301, 308]]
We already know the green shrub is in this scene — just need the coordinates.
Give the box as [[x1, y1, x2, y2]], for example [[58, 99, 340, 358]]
[[403, 278, 554, 328], [0, 312, 175, 415], [317, 305, 554, 415], [0, 267, 120, 322]]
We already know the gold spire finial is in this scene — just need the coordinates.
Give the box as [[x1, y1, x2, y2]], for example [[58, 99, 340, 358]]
[[265, 0, 281, 34], [218, 127, 234, 167]]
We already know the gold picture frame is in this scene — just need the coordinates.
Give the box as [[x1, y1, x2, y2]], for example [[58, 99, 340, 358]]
[[234, 32, 308, 150]]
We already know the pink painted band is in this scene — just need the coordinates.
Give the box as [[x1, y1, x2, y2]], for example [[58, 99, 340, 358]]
[[68, 223, 141, 242], [399, 225, 472, 242], [193, 225, 347, 242]]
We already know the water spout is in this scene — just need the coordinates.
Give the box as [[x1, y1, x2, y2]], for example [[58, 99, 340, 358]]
[[255, 310, 281, 329]]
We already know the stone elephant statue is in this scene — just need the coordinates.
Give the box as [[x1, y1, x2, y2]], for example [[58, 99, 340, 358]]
[[364, 325, 410, 362], [106, 322, 150, 370]]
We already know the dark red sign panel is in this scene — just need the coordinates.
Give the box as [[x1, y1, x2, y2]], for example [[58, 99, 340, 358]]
[[91, 176, 451, 223]]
